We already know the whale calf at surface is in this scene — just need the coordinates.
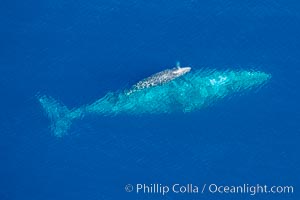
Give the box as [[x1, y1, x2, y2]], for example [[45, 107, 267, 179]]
[[38, 68, 271, 137], [127, 65, 191, 94]]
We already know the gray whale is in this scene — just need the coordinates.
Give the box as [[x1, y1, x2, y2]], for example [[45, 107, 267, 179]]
[[38, 68, 271, 137], [128, 66, 191, 94]]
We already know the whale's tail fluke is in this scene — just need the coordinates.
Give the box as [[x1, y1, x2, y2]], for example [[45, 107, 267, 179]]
[[38, 95, 77, 137]]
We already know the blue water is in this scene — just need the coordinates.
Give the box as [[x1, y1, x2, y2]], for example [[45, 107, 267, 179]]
[[1, 0, 299, 199]]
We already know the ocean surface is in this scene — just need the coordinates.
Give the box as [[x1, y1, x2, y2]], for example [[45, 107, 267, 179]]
[[1, 0, 299, 199]]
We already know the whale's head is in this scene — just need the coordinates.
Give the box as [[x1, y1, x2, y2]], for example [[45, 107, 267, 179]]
[[172, 66, 191, 77]]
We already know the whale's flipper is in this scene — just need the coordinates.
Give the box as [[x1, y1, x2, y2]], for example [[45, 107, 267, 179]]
[[38, 95, 76, 137]]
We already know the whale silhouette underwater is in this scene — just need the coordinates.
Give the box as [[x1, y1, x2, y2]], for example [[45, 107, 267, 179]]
[[38, 66, 271, 137]]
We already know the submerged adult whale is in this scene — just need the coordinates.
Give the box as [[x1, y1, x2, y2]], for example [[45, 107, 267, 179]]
[[38, 67, 271, 137]]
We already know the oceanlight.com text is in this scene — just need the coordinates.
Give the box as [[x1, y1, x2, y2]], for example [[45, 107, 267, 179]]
[[124, 183, 294, 196]]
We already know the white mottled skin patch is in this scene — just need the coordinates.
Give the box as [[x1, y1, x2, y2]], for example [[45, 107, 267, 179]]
[[129, 67, 191, 94]]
